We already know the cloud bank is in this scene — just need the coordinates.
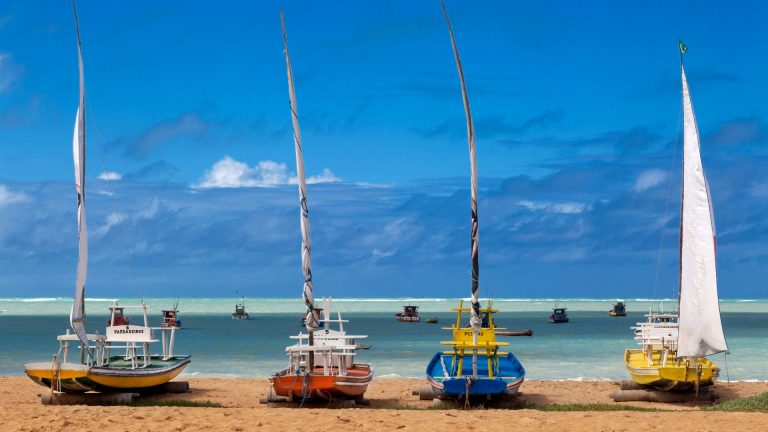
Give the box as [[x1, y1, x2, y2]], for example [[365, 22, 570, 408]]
[[196, 155, 340, 189]]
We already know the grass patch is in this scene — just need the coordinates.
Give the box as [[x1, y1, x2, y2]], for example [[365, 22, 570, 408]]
[[389, 402, 662, 412], [130, 399, 223, 408], [527, 403, 662, 412], [706, 392, 768, 412]]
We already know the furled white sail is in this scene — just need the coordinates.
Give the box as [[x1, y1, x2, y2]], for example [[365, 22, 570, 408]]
[[70, 8, 90, 354], [281, 12, 318, 332], [441, 0, 481, 333], [676, 62, 727, 358]]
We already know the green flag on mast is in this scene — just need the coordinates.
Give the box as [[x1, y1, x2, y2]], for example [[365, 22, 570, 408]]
[[679, 39, 688, 54]]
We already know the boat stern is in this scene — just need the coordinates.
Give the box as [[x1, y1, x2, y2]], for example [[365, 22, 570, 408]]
[[24, 361, 92, 392]]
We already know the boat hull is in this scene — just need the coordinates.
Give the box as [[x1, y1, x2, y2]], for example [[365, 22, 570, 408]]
[[25, 355, 191, 393], [624, 349, 719, 390], [426, 352, 525, 398], [270, 364, 373, 400]]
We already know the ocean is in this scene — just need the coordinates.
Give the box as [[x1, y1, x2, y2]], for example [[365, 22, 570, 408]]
[[1, 297, 766, 381]]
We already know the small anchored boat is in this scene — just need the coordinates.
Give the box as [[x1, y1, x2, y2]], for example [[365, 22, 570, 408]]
[[24, 3, 189, 393], [624, 41, 727, 392], [396, 305, 421, 322], [161, 302, 182, 328], [231, 296, 250, 320], [548, 307, 569, 323], [609, 301, 627, 317], [424, 317, 439, 324], [268, 12, 372, 404]]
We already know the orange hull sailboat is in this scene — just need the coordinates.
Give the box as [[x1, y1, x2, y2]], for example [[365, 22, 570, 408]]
[[268, 12, 372, 404]]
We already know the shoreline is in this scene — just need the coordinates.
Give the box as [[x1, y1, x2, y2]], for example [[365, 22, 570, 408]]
[[2, 377, 767, 431]]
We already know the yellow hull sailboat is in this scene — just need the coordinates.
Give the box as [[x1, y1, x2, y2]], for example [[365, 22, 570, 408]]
[[624, 314, 719, 390], [624, 350, 718, 390], [623, 41, 727, 392], [24, 2, 190, 394]]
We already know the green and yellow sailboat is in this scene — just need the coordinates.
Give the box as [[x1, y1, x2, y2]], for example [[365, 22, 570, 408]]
[[624, 42, 727, 391]]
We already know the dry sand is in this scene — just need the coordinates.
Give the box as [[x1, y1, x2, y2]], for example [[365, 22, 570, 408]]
[[1, 377, 767, 431]]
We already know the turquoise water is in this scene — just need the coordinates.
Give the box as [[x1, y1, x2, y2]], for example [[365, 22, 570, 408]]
[[1, 297, 766, 380]]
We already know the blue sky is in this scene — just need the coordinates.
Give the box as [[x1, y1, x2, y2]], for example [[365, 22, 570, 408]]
[[0, 0, 767, 298]]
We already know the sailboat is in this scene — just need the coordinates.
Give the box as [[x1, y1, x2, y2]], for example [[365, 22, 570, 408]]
[[424, 1, 526, 403], [24, 2, 190, 393], [268, 11, 373, 403], [624, 41, 727, 391]]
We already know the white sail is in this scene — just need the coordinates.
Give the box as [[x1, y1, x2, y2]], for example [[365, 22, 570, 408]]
[[676, 62, 727, 358], [281, 12, 318, 332], [70, 8, 90, 353], [441, 0, 481, 333]]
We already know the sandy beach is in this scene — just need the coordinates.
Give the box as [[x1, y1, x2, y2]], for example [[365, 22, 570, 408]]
[[1, 377, 767, 431]]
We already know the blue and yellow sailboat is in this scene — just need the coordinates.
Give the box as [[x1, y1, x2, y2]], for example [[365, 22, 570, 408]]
[[427, 300, 525, 398], [423, 1, 526, 403]]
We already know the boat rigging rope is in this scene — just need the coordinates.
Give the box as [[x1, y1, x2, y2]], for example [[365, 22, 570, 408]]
[[652, 102, 683, 309], [86, 97, 145, 303]]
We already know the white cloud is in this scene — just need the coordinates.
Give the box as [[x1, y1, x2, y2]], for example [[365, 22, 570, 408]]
[[98, 171, 122, 181], [304, 168, 341, 185], [92, 212, 121, 239], [92, 198, 161, 239], [195, 155, 340, 189], [0, 184, 29, 206], [0, 52, 23, 93], [518, 200, 587, 214], [634, 169, 668, 192]]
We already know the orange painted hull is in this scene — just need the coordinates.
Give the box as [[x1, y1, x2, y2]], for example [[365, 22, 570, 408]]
[[270, 364, 373, 400]]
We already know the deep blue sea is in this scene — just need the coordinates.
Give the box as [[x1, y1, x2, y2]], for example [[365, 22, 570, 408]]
[[1, 297, 766, 381]]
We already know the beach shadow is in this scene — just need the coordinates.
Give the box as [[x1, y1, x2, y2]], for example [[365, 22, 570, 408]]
[[711, 384, 743, 402]]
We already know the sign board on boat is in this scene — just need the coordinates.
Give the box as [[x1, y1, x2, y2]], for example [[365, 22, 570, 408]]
[[106, 325, 153, 342]]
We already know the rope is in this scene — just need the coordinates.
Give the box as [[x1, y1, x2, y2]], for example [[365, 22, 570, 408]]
[[464, 376, 473, 409], [652, 108, 682, 309], [85, 96, 145, 303]]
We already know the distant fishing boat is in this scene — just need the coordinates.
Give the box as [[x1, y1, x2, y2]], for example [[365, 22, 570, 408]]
[[548, 307, 569, 323], [624, 41, 727, 391], [268, 12, 372, 404], [424, 317, 439, 324], [231, 296, 250, 320], [609, 302, 627, 317], [424, 1, 525, 404], [396, 305, 421, 322], [161, 301, 182, 328], [24, 3, 190, 393]]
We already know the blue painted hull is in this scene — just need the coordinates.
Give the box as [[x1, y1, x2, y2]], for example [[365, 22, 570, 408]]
[[426, 352, 525, 398]]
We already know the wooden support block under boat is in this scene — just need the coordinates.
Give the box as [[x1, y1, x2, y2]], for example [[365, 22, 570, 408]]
[[137, 381, 190, 394], [431, 394, 524, 409], [40, 392, 139, 406], [611, 389, 715, 403], [412, 385, 435, 400], [261, 395, 364, 408], [618, 380, 647, 390]]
